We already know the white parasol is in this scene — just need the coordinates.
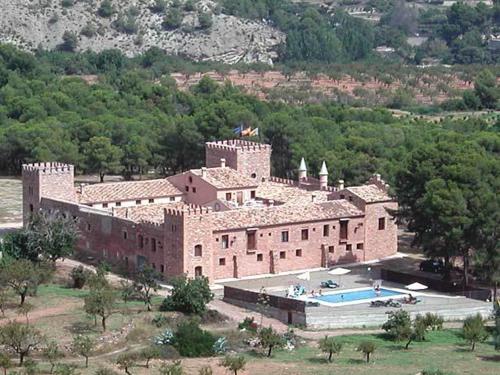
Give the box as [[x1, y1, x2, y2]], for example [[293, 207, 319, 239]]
[[328, 267, 351, 285], [406, 282, 428, 291]]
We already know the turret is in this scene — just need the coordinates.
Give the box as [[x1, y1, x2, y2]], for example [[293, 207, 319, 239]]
[[319, 161, 328, 190], [298, 157, 307, 181]]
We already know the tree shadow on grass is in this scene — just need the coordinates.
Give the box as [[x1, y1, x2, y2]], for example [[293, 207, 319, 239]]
[[453, 347, 472, 353], [245, 349, 267, 359], [306, 357, 330, 365], [478, 355, 500, 362], [347, 358, 366, 365]]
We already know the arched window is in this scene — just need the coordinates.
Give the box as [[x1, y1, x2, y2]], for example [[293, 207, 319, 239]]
[[194, 244, 202, 257], [194, 266, 203, 277]]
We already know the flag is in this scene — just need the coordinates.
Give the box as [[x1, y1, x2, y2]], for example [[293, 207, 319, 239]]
[[241, 127, 253, 136], [232, 124, 243, 135], [249, 128, 259, 137]]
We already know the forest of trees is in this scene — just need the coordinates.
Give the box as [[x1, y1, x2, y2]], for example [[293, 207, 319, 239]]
[[221, 0, 500, 65], [0, 44, 498, 184]]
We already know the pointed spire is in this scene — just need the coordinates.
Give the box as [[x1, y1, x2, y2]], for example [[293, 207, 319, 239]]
[[299, 157, 307, 171], [319, 161, 328, 175]]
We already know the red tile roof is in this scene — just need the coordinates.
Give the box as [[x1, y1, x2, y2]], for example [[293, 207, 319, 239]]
[[79, 179, 183, 204]]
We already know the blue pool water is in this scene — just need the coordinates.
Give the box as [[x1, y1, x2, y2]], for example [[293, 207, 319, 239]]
[[313, 288, 404, 304]]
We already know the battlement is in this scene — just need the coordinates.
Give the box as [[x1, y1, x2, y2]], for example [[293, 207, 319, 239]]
[[205, 139, 271, 152], [22, 162, 74, 175], [368, 173, 390, 191], [164, 204, 214, 217], [269, 176, 299, 186]]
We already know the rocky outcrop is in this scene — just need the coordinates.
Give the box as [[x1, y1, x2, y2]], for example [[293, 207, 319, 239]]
[[0, 0, 285, 65]]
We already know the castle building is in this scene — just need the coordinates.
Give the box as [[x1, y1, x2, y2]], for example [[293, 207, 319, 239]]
[[22, 140, 397, 281]]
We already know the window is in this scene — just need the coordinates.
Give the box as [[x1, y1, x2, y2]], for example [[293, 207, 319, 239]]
[[192, 187, 197, 193], [357, 243, 364, 250], [169, 197, 175, 202], [116, 202, 121, 207], [340, 194, 345, 199], [340, 220, 348, 240], [247, 232, 256, 250], [103, 203, 108, 208], [189, 176, 193, 183], [194, 266, 202, 277], [185, 186, 189, 192], [123, 231, 128, 240], [226, 192, 232, 201], [257, 254, 263, 262], [378, 217, 386, 230], [149, 198, 155, 203], [280, 251, 286, 259], [281, 231, 289, 242], [328, 246, 334, 253], [296, 249, 302, 257], [346, 244, 352, 251], [160, 264, 164, 273], [219, 258, 226, 266], [251, 190, 256, 199], [29, 204, 34, 212], [194, 244, 202, 257], [151, 238, 157, 252], [136, 200, 142, 205], [86, 223, 91, 232], [323, 224, 329, 237], [301, 229, 309, 241], [221, 235, 229, 249], [251, 173, 257, 178], [138, 235, 144, 249]]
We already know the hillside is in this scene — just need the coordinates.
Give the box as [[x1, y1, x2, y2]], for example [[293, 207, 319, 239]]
[[0, 0, 284, 64]]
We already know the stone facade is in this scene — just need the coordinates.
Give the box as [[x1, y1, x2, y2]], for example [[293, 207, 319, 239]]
[[22, 139, 398, 282]]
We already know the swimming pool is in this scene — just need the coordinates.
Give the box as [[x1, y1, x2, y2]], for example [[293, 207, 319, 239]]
[[312, 288, 404, 304]]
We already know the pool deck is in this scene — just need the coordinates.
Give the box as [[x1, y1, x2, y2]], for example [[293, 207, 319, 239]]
[[217, 260, 493, 329]]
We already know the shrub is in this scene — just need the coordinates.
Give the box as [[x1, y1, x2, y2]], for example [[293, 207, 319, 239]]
[[238, 317, 258, 332], [173, 320, 216, 357], [61, 0, 74, 7], [199, 366, 213, 375], [318, 336, 342, 362], [219, 355, 246, 375], [159, 360, 183, 375], [160, 276, 213, 315], [116, 352, 138, 374], [98, 0, 114, 18], [112, 14, 138, 35], [81, 23, 97, 38], [198, 12, 213, 29], [152, 313, 169, 328], [59, 31, 78, 52], [357, 341, 376, 363], [163, 8, 183, 30], [70, 265, 90, 289], [462, 314, 488, 351], [258, 326, 284, 357], [150, 0, 167, 14], [422, 313, 443, 331]]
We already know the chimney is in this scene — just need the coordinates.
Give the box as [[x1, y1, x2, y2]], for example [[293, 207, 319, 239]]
[[201, 167, 207, 178], [319, 161, 328, 190], [338, 179, 344, 190], [298, 157, 307, 181], [220, 158, 226, 168]]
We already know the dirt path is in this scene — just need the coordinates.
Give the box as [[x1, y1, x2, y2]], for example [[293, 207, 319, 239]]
[[0, 301, 82, 326]]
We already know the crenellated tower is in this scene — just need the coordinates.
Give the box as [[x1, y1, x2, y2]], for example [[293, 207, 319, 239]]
[[205, 140, 272, 182], [22, 162, 76, 224]]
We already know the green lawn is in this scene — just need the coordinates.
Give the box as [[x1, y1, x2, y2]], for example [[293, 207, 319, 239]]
[[255, 330, 499, 375]]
